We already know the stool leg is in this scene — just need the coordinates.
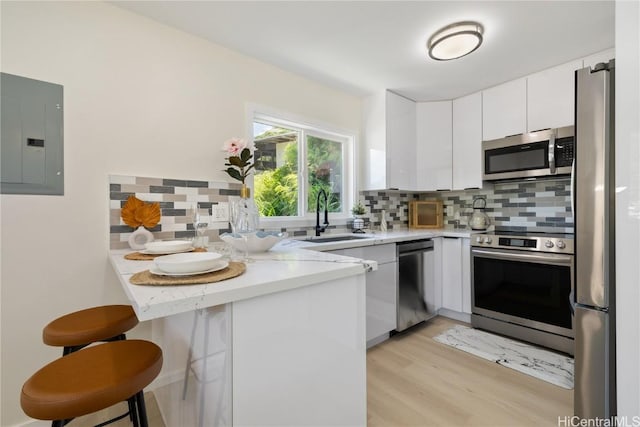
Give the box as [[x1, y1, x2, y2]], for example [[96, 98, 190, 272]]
[[128, 396, 139, 427], [135, 391, 149, 427]]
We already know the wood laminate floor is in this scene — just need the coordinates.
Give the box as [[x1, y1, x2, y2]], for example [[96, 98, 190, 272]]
[[71, 316, 572, 426], [367, 316, 573, 426]]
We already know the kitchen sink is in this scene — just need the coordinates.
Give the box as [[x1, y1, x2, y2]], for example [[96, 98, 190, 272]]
[[304, 235, 371, 243]]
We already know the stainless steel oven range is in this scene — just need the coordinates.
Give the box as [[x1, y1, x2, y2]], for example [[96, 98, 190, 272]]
[[471, 231, 574, 355]]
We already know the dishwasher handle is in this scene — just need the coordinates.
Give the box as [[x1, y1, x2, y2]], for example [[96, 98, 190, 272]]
[[397, 239, 434, 255]]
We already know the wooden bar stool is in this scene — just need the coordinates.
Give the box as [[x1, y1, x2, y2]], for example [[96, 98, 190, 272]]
[[43, 305, 139, 355], [21, 340, 163, 427]]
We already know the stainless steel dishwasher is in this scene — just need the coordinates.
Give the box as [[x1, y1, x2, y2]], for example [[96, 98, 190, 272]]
[[396, 239, 435, 332]]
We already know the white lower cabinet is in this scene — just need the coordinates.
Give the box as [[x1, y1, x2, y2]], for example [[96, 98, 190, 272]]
[[328, 244, 397, 346], [461, 238, 471, 314], [441, 237, 463, 312], [436, 237, 472, 320]]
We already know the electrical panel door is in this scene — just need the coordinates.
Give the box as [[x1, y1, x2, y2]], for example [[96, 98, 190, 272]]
[[1, 72, 63, 195]]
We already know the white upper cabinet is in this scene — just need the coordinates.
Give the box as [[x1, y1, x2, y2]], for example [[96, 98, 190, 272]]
[[361, 50, 615, 191], [482, 78, 527, 141], [416, 101, 452, 191], [527, 59, 583, 132], [582, 48, 615, 69], [452, 92, 482, 190], [362, 91, 387, 190], [386, 91, 417, 190], [362, 90, 416, 190]]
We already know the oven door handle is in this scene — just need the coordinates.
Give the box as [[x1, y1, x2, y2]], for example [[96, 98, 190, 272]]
[[471, 248, 573, 266]]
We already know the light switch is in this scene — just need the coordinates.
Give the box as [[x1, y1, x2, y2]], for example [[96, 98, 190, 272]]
[[212, 202, 229, 222]]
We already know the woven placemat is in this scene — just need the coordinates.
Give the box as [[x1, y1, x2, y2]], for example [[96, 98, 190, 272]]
[[129, 261, 246, 286], [125, 247, 207, 261]]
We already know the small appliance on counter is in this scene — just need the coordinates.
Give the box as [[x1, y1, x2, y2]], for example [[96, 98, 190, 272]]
[[408, 200, 443, 229], [468, 197, 491, 231]]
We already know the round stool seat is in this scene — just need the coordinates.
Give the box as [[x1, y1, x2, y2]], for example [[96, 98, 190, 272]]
[[21, 340, 162, 422], [43, 305, 138, 348]]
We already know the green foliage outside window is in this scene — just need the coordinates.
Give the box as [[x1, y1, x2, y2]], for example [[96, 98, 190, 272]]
[[254, 158, 298, 216], [253, 131, 343, 217]]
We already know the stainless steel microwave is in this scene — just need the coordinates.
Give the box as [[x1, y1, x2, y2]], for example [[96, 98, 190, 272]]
[[482, 126, 575, 181]]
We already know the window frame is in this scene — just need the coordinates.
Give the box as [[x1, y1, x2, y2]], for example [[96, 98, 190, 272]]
[[247, 105, 356, 226]]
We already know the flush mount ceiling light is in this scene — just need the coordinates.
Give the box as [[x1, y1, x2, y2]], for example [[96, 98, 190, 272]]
[[427, 21, 484, 61]]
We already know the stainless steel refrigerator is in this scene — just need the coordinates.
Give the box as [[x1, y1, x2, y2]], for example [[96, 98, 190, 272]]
[[574, 60, 616, 418]]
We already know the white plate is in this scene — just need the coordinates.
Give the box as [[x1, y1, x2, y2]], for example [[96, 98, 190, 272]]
[[149, 261, 229, 277], [141, 247, 195, 255], [154, 252, 224, 274], [144, 240, 193, 253]]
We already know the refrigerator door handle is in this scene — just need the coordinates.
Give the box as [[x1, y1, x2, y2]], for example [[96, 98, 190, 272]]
[[548, 132, 556, 174], [570, 159, 575, 221]]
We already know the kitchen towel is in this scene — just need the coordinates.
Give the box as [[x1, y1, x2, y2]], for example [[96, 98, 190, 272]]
[[433, 325, 574, 389]]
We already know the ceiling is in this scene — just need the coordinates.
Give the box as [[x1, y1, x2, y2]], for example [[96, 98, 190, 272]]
[[112, 1, 615, 102]]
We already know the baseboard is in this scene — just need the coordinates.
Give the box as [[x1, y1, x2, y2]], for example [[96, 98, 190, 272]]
[[437, 309, 471, 324], [147, 366, 186, 391], [367, 333, 390, 349], [12, 420, 50, 427]]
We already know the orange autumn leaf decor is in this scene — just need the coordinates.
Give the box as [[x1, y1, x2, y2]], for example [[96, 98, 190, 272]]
[[121, 196, 161, 229]]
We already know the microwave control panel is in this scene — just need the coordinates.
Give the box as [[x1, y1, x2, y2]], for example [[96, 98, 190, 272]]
[[555, 137, 575, 167]]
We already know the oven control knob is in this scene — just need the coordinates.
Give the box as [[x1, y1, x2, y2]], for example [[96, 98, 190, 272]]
[[556, 240, 566, 249], [485, 237, 492, 244], [545, 240, 555, 248], [476, 236, 484, 244]]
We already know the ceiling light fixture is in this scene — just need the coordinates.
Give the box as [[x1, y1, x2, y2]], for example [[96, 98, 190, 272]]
[[427, 21, 484, 61]]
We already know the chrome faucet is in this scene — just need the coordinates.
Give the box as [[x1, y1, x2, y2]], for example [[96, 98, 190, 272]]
[[315, 189, 330, 236]]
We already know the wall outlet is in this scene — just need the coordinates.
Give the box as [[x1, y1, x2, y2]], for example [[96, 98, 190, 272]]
[[211, 202, 229, 222], [446, 206, 454, 217]]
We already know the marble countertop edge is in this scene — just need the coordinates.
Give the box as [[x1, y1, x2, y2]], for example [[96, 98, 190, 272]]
[[110, 248, 371, 321]]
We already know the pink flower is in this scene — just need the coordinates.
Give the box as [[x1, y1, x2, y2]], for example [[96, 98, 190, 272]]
[[221, 137, 255, 184], [222, 137, 246, 156]]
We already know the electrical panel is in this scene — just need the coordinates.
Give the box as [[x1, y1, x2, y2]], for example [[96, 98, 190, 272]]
[[1, 72, 64, 195]]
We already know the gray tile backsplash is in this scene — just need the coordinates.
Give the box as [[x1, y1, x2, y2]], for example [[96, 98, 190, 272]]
[[109, 175, 239, 249], [110, 175, 572, 249], [360, 191, 418, 230], [430, 178, 573, 233], [358, 178, 572, 234]]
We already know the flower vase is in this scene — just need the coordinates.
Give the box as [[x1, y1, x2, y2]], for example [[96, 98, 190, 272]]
[[230, 185, 259, 234], [128, 226, 154, 250], [230, 185, 259, 262]]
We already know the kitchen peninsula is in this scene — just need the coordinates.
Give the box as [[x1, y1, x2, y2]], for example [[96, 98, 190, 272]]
[[109, 245, 372, 426], [110, 227, 478, 426]]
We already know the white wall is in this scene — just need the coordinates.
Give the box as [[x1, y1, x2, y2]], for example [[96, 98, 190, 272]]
[[615, 0, 640, 418], [0, 2, 361, 425]]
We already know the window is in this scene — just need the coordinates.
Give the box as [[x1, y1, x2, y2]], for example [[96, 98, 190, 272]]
[[251, 112, 353, 219]]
